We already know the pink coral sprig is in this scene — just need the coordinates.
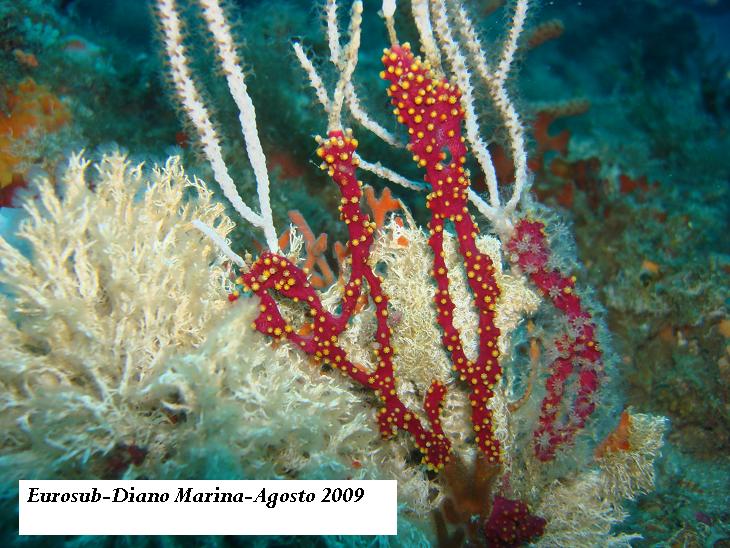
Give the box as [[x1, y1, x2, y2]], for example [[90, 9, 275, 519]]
[[508, 219, 604, 460]]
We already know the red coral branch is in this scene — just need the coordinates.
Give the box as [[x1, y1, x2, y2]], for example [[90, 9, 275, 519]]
[[483, 496, 547, 547], [240, 131, 451, 470], [382, 43, 503, 463]]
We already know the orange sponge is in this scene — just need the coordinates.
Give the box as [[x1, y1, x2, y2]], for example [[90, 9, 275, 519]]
[[0, 78, 71, 188]]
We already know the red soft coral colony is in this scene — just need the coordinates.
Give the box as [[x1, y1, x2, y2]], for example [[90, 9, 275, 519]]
[[381, 43, 505, 462], [156, 0, 664, 545], [240, 130, 453, 470]]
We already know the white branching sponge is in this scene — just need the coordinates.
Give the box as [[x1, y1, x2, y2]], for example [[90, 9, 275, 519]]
[[0, 153, 233, 476], [0, 156, 436, 521]]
